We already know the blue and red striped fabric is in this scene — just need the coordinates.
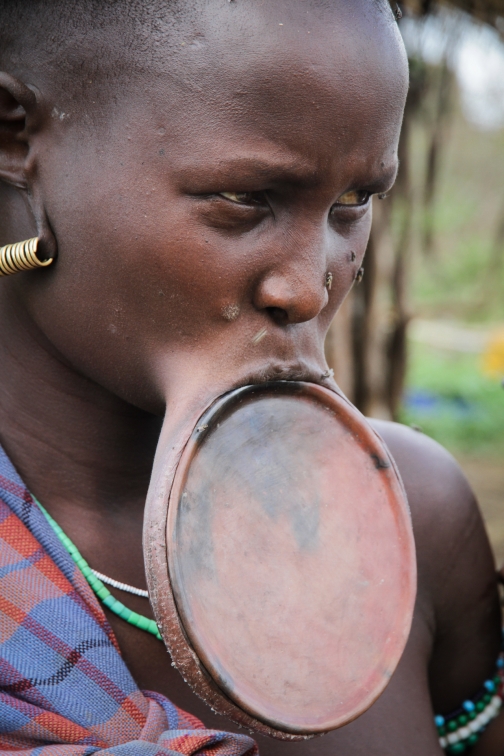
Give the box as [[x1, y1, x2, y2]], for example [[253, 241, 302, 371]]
[[0, 445, 258, 756]]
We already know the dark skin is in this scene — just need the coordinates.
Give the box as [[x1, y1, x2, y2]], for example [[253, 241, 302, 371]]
[[0, 1, 501, 753]]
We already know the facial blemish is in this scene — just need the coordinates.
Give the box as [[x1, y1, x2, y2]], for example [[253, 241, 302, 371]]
[[350, 251, 356, 261], [189, 36, 206, 49], [221, 304, 240, 322], [251, 327, 268, 345], [51, 107, 69, 121]]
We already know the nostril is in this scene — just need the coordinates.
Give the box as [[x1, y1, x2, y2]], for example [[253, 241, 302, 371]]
[[265, 306, 289, 326], [254, 273, 327, 325]]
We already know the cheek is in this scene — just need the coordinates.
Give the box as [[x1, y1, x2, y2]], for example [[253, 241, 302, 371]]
[[327, 213, 373, 308], [42, 160, 234, 338], [20, 155, 242, 410]]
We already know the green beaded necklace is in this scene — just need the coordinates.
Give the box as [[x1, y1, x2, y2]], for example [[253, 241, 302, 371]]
[[34, 497, 162, 641]]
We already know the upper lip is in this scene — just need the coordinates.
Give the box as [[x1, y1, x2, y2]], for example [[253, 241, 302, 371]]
[[229, 360, 334, 390]]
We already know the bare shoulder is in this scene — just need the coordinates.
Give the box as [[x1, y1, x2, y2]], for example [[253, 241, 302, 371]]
[[370, 419, 501, 711], [369, 419, 493, 590], [369, 419, 484, 558]]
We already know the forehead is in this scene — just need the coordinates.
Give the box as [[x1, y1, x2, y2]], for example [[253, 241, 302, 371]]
[[139, 0, 406, 112], [109, 2, 407, 180], [49, 1, 407, 191]]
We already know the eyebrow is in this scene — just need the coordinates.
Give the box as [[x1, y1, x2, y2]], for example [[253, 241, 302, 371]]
[[176, 153, 319, 186], [175, 152, 400, 194]]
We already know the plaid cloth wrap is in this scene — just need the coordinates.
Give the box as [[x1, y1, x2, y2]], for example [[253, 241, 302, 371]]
[[0, 445, 258, 756]]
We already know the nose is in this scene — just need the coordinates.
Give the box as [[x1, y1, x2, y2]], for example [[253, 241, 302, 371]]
[[252, 233, 330, 326], [254, 274, 329, 325]]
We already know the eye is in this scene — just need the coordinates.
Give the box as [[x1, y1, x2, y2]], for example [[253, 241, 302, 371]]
[[219, 191, 267, 206], [335, 190, 371, 207]]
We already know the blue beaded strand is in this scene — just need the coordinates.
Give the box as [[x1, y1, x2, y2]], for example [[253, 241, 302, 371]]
[[435, 667, 503, 753]]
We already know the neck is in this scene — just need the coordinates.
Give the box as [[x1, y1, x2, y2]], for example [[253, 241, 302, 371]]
[[0, 284, 162, 523]]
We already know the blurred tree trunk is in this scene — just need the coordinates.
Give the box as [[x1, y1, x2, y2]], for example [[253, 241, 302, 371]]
[[387, 132, 413, 418], [488, 201, 504, 275], [422, 57, 454, 255], [479, 198, 504, 303]]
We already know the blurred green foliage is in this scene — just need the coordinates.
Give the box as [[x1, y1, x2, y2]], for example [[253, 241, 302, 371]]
[[400, 341, 504, 456]]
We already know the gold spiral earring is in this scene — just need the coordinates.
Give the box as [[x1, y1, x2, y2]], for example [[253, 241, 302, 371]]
[[0, 237, 53, 277]]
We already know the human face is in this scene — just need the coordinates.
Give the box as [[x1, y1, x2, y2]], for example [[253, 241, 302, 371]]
[[13, 0, 408, 419]]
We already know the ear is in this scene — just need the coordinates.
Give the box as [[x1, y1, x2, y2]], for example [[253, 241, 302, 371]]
[[0, 72, 37, 189]]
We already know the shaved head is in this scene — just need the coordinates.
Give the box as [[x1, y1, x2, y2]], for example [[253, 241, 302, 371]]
[[0, 0, 397, 100]]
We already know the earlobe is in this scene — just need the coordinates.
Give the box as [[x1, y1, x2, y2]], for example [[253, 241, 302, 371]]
[[0, 72, 37, 189]]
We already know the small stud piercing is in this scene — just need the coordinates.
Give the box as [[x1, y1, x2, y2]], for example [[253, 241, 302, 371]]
[[378, 193, 388, 200], [321, 368, 334, 380], [325, 272, 333, 290], [355, 267, 365, 284], [395, 4, 402, 20], [0, 237, 53, 277]]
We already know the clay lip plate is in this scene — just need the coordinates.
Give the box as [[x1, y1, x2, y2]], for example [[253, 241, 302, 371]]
[[157, 382, 416, 737]]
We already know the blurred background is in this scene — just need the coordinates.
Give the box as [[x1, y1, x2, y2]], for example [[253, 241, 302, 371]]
[[326, 0, 504, 562]]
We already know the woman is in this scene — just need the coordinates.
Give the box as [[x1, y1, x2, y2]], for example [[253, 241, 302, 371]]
[[0, 0, 500, 753]]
